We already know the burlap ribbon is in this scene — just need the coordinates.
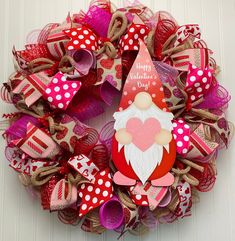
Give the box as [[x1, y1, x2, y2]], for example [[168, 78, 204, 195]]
[[164, 75, 219, 121], [16, 100, 64, 135], [96, 11, 128, 58], [171, 158, 204, 187], [30, 166, 84, 200], [28, 55, 76, 74]]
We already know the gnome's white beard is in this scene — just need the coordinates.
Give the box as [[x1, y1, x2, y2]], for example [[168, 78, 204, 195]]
[[113, 103, 174, 184]]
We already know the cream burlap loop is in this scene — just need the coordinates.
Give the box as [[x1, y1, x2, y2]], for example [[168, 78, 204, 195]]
[[171, 157, 204, 187], [31, 166, 61, 186], [146, 30, 155, 57], [18, 173, 31, 186], [117, 189, 136, 209], [107, 11, 128, 42], [58, 55, 75, 73], [28, 55, 75, 74], [28, 58, 55, 73], [162, 34, 194, 56], [168, 79, 219, 121], [97, 41, 117, 58], [172, 166, 191, 175]]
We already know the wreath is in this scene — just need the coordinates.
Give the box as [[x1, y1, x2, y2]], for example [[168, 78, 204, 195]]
[[1, 0, 233, 237]]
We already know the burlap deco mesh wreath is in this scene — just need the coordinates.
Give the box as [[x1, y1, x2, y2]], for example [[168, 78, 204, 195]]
[[1, 0, 233, 237]]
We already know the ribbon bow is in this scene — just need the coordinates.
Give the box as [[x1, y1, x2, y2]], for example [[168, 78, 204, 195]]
[[43, 72, 81, 110], [68, 155, 113, 217], [32, 166, 80, 211], [64, 12, 128, 58], [166, 63, 217, 120]]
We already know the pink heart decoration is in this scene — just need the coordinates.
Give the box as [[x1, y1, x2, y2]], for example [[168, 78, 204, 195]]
[[126, 117, 161, 152]]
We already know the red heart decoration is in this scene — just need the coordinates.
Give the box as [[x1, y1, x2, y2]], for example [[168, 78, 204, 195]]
[[185, 187, 190, 194], [56, 127, 68, 140], [179, 195, 187, 202], [100, 59, 114, 69]]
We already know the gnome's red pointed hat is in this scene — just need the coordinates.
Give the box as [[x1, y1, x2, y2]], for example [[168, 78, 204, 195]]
[[118, 40, 169, 112]]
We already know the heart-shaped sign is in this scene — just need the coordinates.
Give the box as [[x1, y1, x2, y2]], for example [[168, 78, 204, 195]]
[[126, 117, 161, 151]]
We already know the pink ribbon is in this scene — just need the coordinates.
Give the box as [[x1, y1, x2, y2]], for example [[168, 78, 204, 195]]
[[13, 71, 52, 107], [50, 179, 78, 211], [172, 118, 190, 155], [185, 124, 219, 160], [43, 72, 81, 110], [11, 122, 60, 159], [184, 63, 213, 103]]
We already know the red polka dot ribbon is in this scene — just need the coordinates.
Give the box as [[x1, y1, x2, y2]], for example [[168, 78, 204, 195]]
[[43, 72, 81, 110], [64, 23, 150, 55], [64, 27, 99, 51], [68, 155, 113, 217], [184, 63, 213, 103], [78, 168, 113, 217], [119, 23, 150, 53], [172, 119, 190, 155]]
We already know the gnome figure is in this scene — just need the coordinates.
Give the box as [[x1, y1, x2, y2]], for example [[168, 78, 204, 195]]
[[112, 40, 176, 187]]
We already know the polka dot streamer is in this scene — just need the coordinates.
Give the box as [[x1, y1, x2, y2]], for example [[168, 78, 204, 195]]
[[64, 27, 98, 51], [78, 168, 113, 217], [43, 72, 81, 110], [172, 119, 190, 155], [185, 63, 212, 103]]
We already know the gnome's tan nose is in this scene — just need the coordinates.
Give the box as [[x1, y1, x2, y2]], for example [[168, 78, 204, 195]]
[[134, 92, 152, 110]]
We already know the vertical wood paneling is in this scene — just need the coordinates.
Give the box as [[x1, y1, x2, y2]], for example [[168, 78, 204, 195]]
[[0, 1, 235, 241]]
